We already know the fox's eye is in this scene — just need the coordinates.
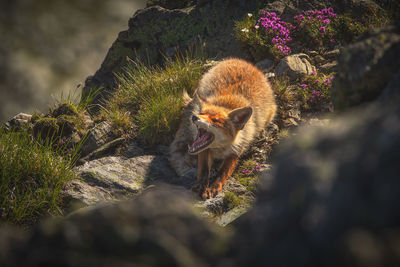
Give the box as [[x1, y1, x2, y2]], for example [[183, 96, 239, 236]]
[[211, 118, 221, 124]]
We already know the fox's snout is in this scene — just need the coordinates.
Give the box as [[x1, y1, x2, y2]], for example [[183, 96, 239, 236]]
[[192, 115, 199, 123]]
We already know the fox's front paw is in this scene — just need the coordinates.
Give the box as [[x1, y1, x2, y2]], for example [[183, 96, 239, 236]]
[[192, 185, 212, 200], [208, 181, 224, 198]]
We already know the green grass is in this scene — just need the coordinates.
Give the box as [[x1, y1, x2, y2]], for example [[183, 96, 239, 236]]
[[223, 192, 242, 210], [103, 53, 206, 145], [233, 159, 262, 193], [0, 129, 77, 225]]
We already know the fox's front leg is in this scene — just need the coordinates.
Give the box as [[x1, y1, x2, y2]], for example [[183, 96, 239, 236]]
[[191, 150, 212, 199], [209, 154, 238, 198]]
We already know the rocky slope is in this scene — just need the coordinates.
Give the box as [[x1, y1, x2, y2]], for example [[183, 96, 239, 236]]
[[1, 0, 400, 266]]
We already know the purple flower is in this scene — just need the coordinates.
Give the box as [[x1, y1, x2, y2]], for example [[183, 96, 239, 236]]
[[323, 19, 330, 24], [300, 83, 308, 88], [255, 165, 261, 169], [242, 169, 250, 174], [319, 26, 326, 34], [311, 71, 317, 76]]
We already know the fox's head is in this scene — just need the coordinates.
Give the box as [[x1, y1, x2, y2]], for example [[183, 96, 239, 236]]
[[188, 102, 253, 155]]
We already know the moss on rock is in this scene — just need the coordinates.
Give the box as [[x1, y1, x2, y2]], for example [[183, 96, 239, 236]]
[[52, 103, 79, 118], [33, 118, 59, 140]]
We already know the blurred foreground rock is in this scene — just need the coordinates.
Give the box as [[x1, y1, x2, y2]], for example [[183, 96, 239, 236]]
[[230, 102, 400, 267], [333, 26, 400, 110], [2, 187, 229, 267]]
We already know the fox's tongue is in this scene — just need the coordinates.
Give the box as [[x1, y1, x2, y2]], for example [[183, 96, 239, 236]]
[[188, 130, 214, 154]]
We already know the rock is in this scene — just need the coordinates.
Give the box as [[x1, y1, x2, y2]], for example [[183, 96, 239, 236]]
[[307, 50, 319, 57], [216, 205, 249, 227], [146, 0, 195, 9], [319, 61, 338, 73], [4, 113, 32, 130], [324, 49, 340, 60], [231, 102, 400, 267], [77, 137, 125, 164], [2, 186, 228, 267], [82, 1, 263, 103], [314, 55, 325, 64], [64, 155, 178, 209], [80, 121, 115, 157], [255, 59, 274, 72], [123, 141, 145, 157], [379, 69, 400, 105], [275, 53, 317, 80], [332, 26, 400, 110]]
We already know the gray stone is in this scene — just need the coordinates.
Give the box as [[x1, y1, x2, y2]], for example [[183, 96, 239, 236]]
[[64, 155, 177, 208], [255, 58, 274, 72], [4, 113, 32, 130], [319, 61, 338, 73], [81, 121, 114, 157], [275, 53, 316, 80], [216, 205, 250, 227], [379, 69, 400, 105], [324, 49, 340, 60]]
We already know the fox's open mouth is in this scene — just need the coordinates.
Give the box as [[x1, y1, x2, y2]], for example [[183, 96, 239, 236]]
[[188, 128, 215, 155]]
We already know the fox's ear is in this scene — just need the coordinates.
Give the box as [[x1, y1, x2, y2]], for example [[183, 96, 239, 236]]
[[193, 88, 207, 103], [182, 90, 192, 105], [228, 106, 253, 130]]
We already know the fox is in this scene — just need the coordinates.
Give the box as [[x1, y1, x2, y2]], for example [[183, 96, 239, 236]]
[[169, 58, 277, 199]]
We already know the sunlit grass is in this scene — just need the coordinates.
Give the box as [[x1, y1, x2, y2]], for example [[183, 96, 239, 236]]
[[0, 130, 77, 225], [103, 53, 206, 145]]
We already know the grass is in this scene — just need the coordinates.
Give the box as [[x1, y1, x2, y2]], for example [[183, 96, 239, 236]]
[[103, 53, 206, 145], [233, 159, 262, 193], [223, 192, 242, 210], [0, 129, 77, 225]]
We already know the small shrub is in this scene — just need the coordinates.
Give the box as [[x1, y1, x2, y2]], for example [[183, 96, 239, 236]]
[[292, 8, 338, 49], [298, 72, 334, 111], [234, 12, 294, 60], [223, 192, 241, 210], [104, 53, 206, 145], [0, 130, 76, 225], [235, 7, 391, 56]]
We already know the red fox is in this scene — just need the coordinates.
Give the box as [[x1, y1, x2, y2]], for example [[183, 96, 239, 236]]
[[169, 58, 277, 199]]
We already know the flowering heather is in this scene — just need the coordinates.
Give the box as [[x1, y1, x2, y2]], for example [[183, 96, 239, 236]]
[[298, 73, 334, 111], [257, 11, 294, 56], [293, 8, 338, 49]]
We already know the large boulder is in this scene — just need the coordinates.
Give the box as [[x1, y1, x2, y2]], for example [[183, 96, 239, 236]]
[[230, 102, 400, 267], [82, 0, 261, 102], [332, 26, 400, 110]]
